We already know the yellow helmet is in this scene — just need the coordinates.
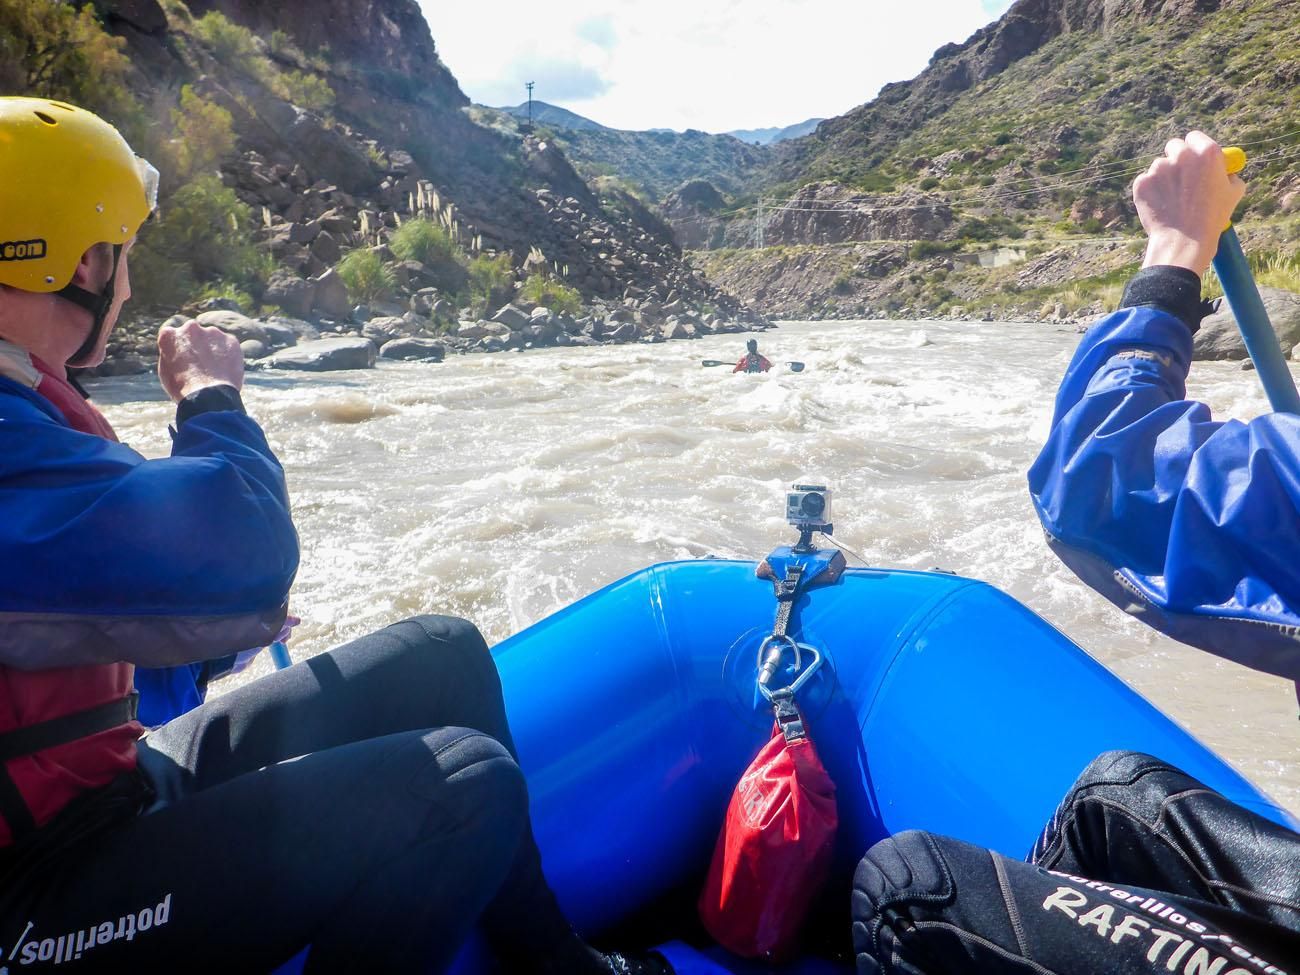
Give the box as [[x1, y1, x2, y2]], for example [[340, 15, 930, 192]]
[[0, 97, 158, 293]]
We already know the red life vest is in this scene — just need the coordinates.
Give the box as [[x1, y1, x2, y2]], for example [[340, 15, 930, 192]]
[[0, 355, 141, 848]]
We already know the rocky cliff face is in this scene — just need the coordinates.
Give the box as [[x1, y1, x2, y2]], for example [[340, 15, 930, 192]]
[[184, 0, 457, 85], [774, 0, 1224, 188]]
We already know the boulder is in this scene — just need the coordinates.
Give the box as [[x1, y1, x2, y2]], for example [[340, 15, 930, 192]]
[[458, 320, 511, 340], [267, 337, 377, 372], [100, 0, 167, 34], [608, 321, 639, 343], [260, 319, 302, 349], [264, 272, 316, 320], [240, 339, 268, 360], [380, 337, 446, 361], [265, 316, 318, 342], [491, 303, 531, 332], [316, 208, 354, 235], [1196, 288, 1300, 360], [362, 316, 409, 345], [88, 355, 149, 377], [192, 296, 243, 314], [310, 231, 341, 265], [311, 269, 352, 321], [661, 321, 692, 341], [288, 221, 320, 245], [195, 310, 266, 344], [410, 289, 439, 316]]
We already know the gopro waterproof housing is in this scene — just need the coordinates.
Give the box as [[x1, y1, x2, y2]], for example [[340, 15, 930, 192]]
[[786, 483, 832, 533]]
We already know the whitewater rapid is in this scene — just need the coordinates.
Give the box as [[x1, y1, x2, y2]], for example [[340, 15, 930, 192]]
[[92, 319, 1300, 813]]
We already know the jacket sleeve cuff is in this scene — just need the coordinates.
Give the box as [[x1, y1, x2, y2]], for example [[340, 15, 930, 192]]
[[1120, 266, 1213, 334], [175, 384, 246, 427]]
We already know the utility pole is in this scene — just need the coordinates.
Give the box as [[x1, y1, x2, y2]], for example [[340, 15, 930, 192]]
[[756, 197, 765, 249], [525, 81, 535, 133]]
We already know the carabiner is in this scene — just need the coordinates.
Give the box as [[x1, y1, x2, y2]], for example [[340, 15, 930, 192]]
[[756, 637, 823, 702]]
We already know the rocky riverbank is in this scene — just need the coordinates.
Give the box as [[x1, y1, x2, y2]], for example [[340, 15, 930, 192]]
[[92, 290, 770, 377]]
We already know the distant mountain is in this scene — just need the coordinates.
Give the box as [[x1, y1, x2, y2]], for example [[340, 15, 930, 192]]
[[496, 101, 610, 132], [478, 105, 770, 203], [724, 118, 824, 145]]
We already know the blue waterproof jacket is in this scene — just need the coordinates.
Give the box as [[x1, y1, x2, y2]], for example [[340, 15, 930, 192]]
[[0, 374, 299, 722], [1029, 269, 1300, 679]]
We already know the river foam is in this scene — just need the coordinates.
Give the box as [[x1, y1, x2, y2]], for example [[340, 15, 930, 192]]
[[90, 319, 1300, 813]]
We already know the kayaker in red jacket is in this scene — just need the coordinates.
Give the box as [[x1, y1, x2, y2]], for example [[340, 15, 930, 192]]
[[734, 338, 773, 373]]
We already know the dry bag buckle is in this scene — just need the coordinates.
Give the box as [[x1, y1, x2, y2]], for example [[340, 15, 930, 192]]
[[768, 686, 808, 742], [756, 634, 823, 702]]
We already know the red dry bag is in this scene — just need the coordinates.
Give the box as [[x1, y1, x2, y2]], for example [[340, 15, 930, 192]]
[[698, 689, 837, 961]]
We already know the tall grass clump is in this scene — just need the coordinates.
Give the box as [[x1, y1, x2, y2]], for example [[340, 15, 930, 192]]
[[390, 218, 458, 265], [337, 249, 395, 304], [519, 273, 582, 316]]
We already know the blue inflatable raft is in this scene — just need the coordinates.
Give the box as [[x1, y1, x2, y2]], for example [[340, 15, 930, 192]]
[[442, 556, 1293, 975]]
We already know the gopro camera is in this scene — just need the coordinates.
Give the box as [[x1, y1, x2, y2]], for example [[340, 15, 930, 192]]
[[786, 483, 832, 532]]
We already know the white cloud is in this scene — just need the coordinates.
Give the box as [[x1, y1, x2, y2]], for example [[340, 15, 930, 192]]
[[421, 0, 1018, 132]]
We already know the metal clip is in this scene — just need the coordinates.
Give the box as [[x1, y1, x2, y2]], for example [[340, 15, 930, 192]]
[[755, 635, 823, 702]]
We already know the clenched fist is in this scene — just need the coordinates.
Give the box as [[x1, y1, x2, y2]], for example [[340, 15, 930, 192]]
[[1133, 130, 1246, 276], [157, 320, 245, 403]]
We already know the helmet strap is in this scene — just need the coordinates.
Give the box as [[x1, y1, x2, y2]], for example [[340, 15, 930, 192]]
[[59, 244, 122, 368]]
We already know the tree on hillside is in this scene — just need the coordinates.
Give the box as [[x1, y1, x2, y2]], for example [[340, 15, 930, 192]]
[[0, 0, 135, 121]]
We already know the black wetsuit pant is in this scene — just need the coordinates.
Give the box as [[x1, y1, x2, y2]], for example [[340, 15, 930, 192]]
[[852, 751, 1300, 974], [0, 616, 595, 974]]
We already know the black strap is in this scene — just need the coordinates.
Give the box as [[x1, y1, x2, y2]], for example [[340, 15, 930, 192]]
[[772, 565, 803, 639], [0, 694, 138, 764], [60, 243, 122, 367], [0, 765, 36, 837]]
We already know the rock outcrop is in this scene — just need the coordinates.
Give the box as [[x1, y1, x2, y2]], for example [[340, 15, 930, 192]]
[[1194, 288, 1300, 361]]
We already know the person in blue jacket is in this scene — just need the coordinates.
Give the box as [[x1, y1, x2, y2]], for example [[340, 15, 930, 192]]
[[850, 132, 1300, 973], [0, 97, 668, 974], [1028, 150, 1300, 682]]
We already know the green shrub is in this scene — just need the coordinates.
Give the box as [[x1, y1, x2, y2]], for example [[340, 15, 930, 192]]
[[192, 11, 262, 72], [908, 240, 958, 260], [131, 174, 264, 310], [267, 29, 299, 58], [196, 280, 253, 312], [274, 70, 334, 113], [337, 249, 395, 303], [169, 85, 235, 180], [390, 218, 458, 265], [126, 245, 194, 312], [519, 273, 582, 316], [467, 253, 514, 311], [918, 176, 940, 191]]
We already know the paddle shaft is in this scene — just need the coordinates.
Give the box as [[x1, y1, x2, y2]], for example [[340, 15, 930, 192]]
[[270, 640, 292, 669], [1213, 148, 1300, 414]]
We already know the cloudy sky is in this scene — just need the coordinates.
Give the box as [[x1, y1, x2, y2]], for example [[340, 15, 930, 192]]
[[418, 0, 1017, 133]]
